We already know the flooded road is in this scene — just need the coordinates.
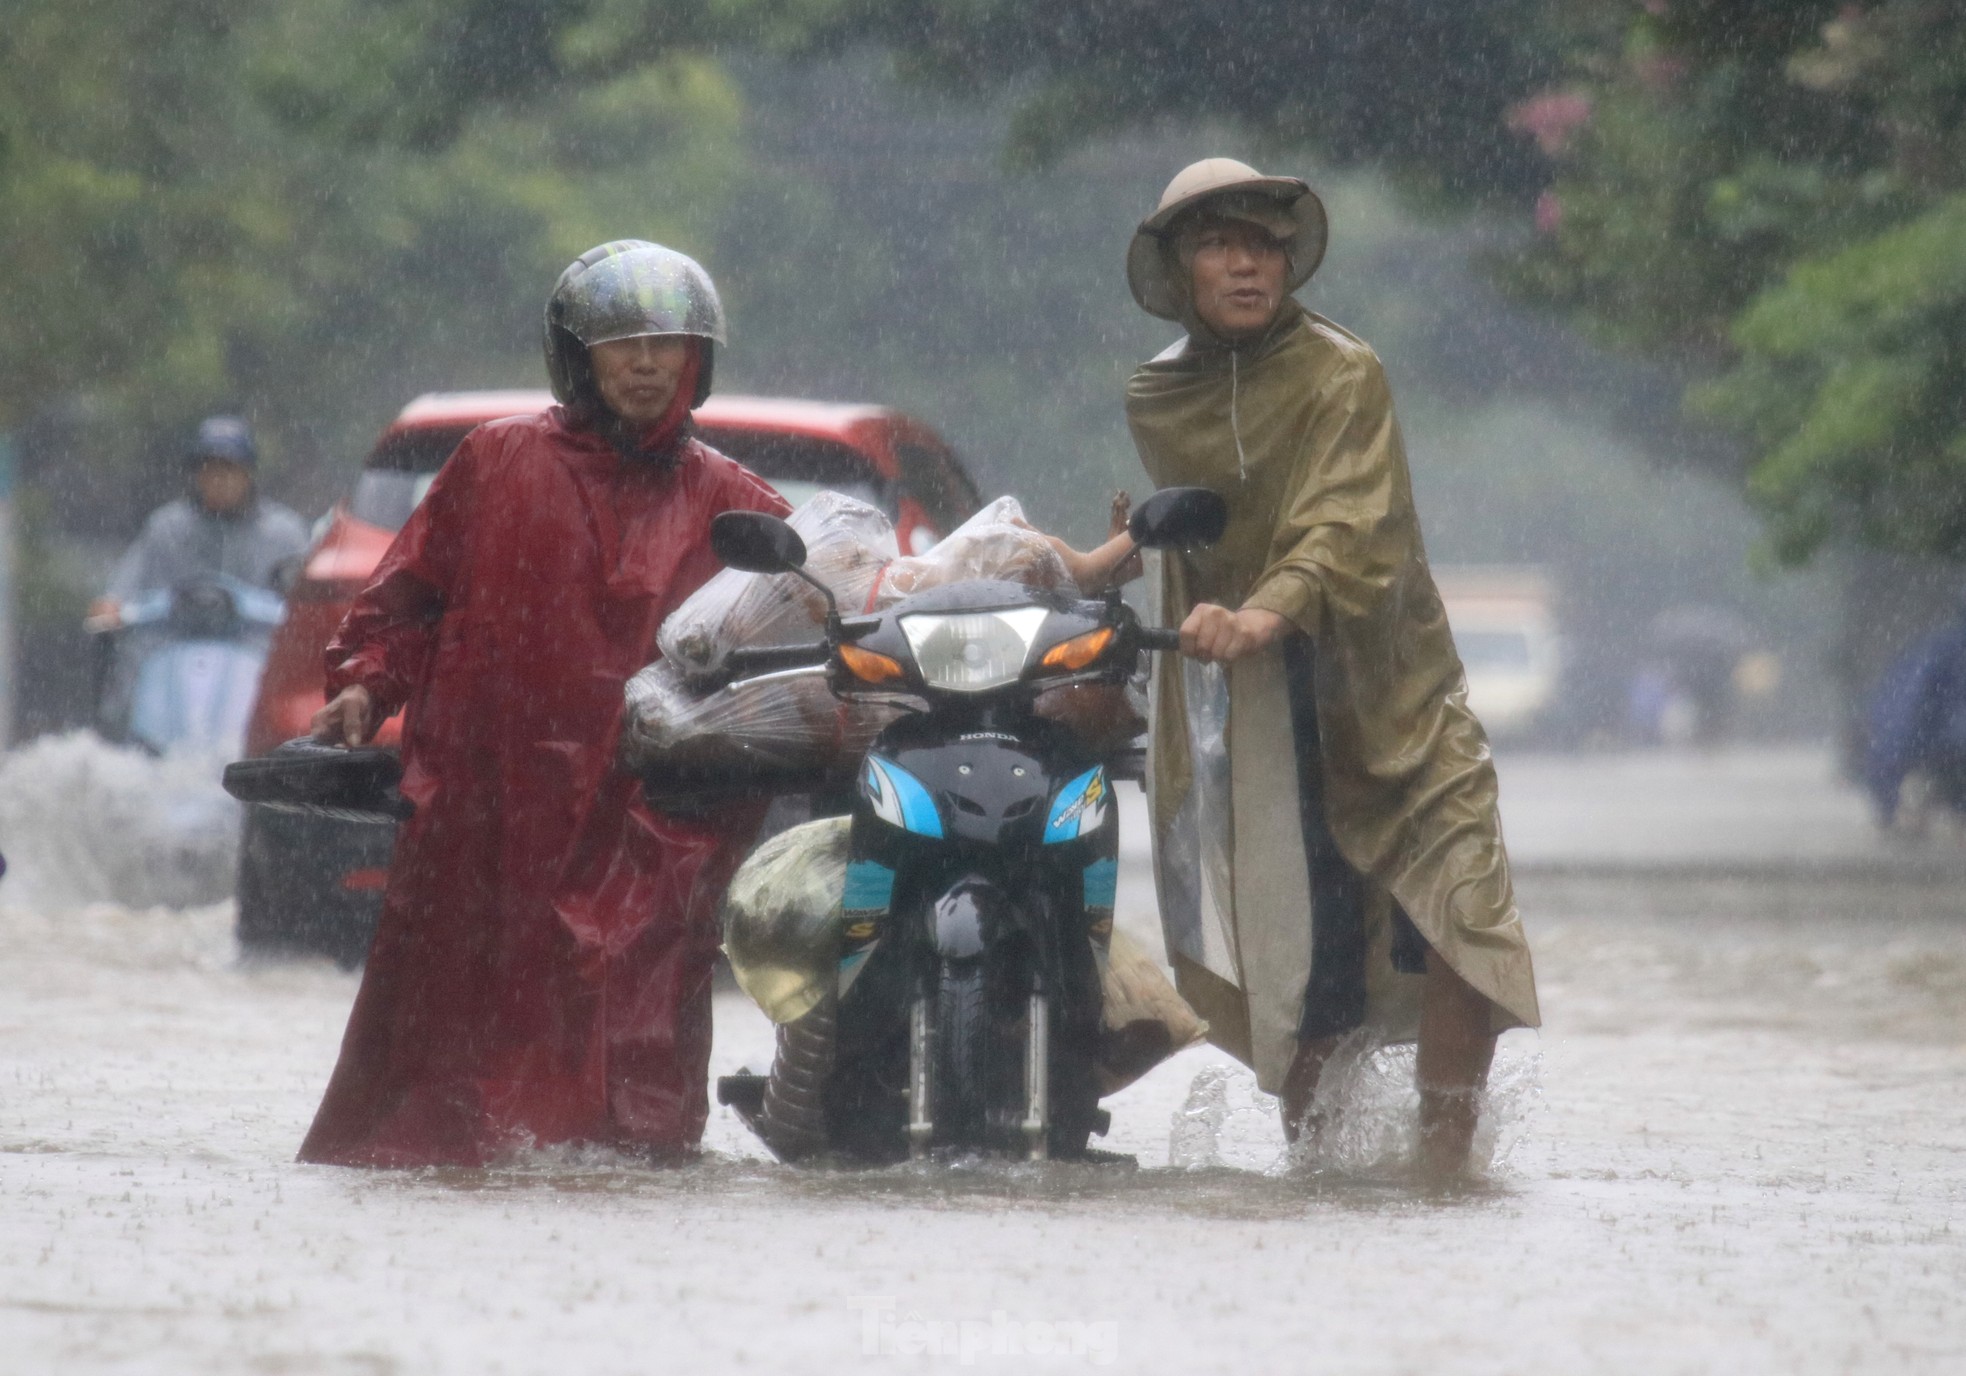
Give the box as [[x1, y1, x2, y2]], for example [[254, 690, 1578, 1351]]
[[5, 740, 1966, 1373]]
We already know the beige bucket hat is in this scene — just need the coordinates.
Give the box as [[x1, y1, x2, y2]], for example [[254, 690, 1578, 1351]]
[[1126, 158, 1329, 321]]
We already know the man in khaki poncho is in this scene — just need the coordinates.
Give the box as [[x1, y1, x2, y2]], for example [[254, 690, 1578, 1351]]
[[1058, 159, 1539, 1175]]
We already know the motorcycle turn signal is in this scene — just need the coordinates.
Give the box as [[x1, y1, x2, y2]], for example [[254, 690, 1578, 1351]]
[[1040, 626, 1116, 672], [840, 642, 907, 684]]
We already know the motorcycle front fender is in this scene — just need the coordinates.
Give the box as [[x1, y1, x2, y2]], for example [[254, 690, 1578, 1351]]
[[927, 875, 1028, 961]]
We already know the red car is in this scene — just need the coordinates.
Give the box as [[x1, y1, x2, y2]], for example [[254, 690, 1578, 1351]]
[[236, 390, 982, 963]]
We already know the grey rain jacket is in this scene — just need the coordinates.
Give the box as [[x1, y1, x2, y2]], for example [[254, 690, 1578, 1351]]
[[106, 497, 311, 603]]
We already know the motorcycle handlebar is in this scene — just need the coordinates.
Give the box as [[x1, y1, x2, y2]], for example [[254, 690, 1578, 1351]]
[[722, 625, 1182, 677], [722, 642, 832, 677]]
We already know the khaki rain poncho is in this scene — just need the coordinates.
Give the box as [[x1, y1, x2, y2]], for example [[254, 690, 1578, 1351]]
[[1127, 301, 1540, 1094]]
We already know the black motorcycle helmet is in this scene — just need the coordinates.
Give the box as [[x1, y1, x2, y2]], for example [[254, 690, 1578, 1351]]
[[543, 241, 727, 412]]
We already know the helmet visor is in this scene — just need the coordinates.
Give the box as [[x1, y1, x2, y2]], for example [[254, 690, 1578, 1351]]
[[555, 244, 727, 348]]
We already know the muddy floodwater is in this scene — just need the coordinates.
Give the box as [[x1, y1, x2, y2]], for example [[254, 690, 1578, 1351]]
[[4, 740, 1966, 1374]]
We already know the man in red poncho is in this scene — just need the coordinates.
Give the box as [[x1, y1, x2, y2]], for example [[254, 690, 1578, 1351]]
[[299, 241, 790, 1167]]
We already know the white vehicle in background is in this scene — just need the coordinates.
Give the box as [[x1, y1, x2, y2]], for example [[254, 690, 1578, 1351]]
[[1435, 566, 1562, 743]]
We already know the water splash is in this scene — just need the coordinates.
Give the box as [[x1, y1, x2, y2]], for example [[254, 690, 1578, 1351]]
[[1168, 1040, 1543, 1181], [1168, 1063, 1283, 1172], [0, 731, 240, 911]]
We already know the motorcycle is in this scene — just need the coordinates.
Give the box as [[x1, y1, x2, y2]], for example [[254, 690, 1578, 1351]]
[[88, 576, 285, 758], [707, 486, 1226, 1163]]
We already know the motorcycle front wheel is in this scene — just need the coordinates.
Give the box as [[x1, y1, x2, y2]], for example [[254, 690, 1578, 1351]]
[[933, 961, 999, 1147], [932, 959, 1100, 1158]]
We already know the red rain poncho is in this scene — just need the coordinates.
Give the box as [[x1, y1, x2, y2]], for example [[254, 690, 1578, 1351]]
[[298, 407, 789, 1167]]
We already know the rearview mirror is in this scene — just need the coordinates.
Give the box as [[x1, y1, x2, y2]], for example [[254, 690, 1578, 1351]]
[[712, 511, 808, 574], [1129, 487, 1228, 550]]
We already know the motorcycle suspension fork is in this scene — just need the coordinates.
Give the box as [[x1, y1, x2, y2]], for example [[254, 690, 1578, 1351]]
[[1022, 991, 1049, 1161], [908, 996, 933, 1160]]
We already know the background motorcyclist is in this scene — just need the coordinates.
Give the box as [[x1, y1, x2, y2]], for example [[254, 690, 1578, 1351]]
[[88, 415, 310, 627], [86, 417, 310, 741]]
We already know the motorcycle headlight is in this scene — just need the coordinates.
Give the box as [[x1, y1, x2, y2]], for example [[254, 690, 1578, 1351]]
[[900, 607, 1052, 693]]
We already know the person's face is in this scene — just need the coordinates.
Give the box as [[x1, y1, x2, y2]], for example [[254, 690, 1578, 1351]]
[[590, 335, 692, 426], [195, 458, 253, 514], [1184, 218, 1290, 341]]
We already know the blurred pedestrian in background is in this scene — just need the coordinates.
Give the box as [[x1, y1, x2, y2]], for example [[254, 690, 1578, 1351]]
[[1640, 604, 1752, 748], [1863, 587, 1966, 837]]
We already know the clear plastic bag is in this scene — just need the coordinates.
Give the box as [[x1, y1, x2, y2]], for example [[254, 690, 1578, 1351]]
[[658, 491, 899, 684], [873, 496, 1075, 604], [621, 659, 898, 774], [1031, 682, 1145, 756], [635, 493, 1092, 784], [1154, 658, 1241, 987]]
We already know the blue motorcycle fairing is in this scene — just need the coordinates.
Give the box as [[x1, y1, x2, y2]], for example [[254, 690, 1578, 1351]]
[[876, 733, 1057, 849], [843, 858, 897, 915], [1044, 766, 1110, 844], [1081, 857, 1119, 913], [127, 638, 269, 756], [862, 755, 943, 837]]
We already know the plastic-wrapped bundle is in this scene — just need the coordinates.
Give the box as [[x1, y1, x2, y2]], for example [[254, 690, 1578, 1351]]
[[633, 492, 1106, 789], [658, 491, 898, 684], [621, 659, 900, 776], [873, 496, 1074, 604], [1032, 681, 1146, 757], [721, 816, 854, 1024]]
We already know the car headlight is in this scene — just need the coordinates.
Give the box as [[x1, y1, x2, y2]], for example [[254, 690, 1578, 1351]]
[[900, 607, 1051, 693]]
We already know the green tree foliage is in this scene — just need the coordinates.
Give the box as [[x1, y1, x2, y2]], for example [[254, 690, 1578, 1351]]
[[1508, 1, 1966, 564], [0, 0, 743, 529], [245, 0, 768, 149], [814, 0, 1966, 570], [0, 0, 1554, 526], [1700, 195, 1966, 562], [18, 0, 1952, 577], [816, 0, 1556, 195]]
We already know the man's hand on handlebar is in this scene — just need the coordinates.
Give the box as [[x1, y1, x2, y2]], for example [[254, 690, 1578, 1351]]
[[312, 685, 376, 748], [1179, 604, 1290, 664]]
